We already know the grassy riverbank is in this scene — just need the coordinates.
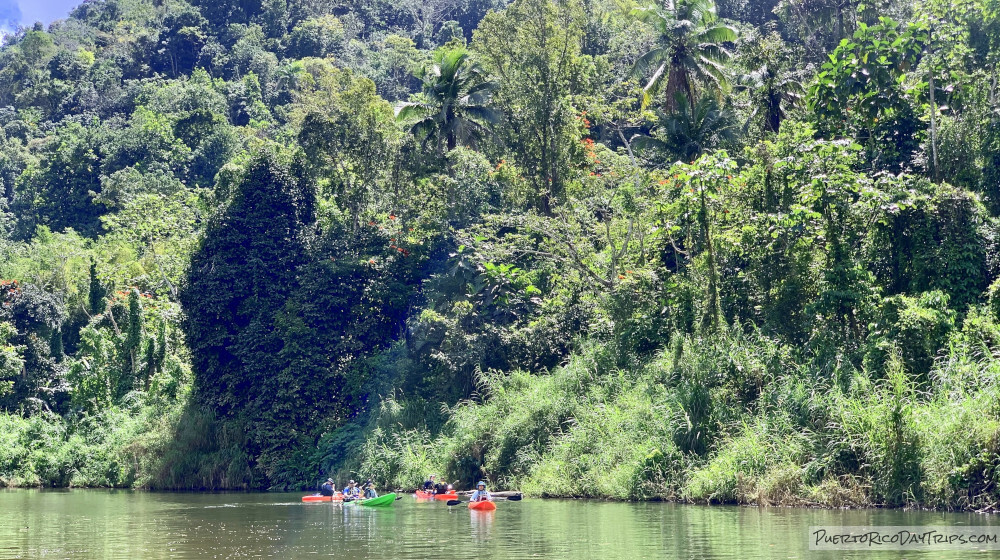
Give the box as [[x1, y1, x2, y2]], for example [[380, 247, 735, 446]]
[[357, 317, 1000, 511], [5, 315, 1000, 513]]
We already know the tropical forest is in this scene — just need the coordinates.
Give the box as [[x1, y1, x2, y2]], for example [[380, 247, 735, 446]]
[[1, 0, 1000, 513]]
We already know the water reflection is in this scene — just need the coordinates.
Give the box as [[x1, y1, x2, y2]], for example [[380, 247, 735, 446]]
[[470, 509, 494, 544], [2, 489, 998, 559]]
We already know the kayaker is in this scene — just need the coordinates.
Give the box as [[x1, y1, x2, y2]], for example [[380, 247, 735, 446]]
[[320, 478, 336, 497], [470, 481, 492, 502], [363, 480, 378, 499], [343, 480, 360, 500], [423, 474, 436, 493]]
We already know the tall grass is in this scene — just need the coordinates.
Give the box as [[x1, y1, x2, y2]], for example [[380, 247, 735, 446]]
[[355, 312, 1000, 510]]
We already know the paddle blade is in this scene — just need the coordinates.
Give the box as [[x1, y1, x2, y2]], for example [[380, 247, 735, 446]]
[[396, 495, 403, 500], [446, 500, 462, 506], [506, 495, 522, 501]]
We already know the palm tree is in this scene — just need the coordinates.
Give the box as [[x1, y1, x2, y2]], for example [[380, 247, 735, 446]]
[[735, 31, 803, 134], [631, 92, 738, 162], [396, 47, 500, 153], [630, 0, 737, 112]]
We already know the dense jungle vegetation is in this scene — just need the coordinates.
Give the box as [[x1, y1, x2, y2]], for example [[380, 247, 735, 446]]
[[1, 0, 1000, 510]]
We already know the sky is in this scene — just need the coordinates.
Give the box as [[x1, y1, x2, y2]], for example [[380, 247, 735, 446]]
[[1, 0, 79, 33]]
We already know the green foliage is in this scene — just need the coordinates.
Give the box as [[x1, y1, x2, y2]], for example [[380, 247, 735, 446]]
[[473, 0, 591, 212], [630, 0, 738, 111], [809, 17, 929, 170], [397, 46, 499, 153], [0, 0, 999, 510]]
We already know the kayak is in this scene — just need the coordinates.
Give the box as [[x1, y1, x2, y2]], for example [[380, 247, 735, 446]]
[[414, 490, 459, 500], [468, 500, 496, 511], [358, 493, 396, 507], [302, 494, 343, 503]]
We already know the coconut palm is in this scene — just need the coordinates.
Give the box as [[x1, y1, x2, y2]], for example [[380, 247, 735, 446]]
[[396, 46, 500, 153], [631, 92, 738, 162], [735, 31, 803, 134], [630, 0, 737, 111]]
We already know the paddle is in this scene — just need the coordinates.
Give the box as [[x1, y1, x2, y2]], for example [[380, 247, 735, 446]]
[[446, 499, 463, 506]]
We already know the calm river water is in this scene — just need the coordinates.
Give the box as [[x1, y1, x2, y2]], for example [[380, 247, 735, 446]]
[[2, 489, 999, 559]]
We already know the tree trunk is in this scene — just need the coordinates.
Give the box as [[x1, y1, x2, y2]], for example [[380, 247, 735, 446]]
[[928, 42, 939, 181], [698, 180, 720, 332]]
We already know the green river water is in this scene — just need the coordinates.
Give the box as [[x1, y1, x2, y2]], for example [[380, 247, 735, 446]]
[[2, 489, 998, 559]]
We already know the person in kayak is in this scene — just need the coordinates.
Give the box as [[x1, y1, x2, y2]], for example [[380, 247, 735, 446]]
[[423, 474, 436, 493], [470, 481, 492, 502], [363, 480, 378, 499], [343, 480, 360, 500], [320, 478, 336, 497]]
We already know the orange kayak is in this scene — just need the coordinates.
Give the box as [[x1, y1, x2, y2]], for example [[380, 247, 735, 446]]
[[302, 494, 343, 502], [468, 500, 496, 511], [414, 491, 459, 500]]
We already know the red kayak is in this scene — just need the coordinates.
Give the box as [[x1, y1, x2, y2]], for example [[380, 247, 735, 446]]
[[302, 494, 343, 503], [468, 500, 496, 511]]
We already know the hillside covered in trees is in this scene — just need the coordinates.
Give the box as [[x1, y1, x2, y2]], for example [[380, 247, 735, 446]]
[[1, 0, 1000, 510]]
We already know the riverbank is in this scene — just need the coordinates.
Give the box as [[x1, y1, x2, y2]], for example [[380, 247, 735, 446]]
[[5, 321, 1000, 514], [354, 325, 1000, 513]]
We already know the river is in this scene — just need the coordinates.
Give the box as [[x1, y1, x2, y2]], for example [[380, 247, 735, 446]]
[[2, 489, 998, 558]]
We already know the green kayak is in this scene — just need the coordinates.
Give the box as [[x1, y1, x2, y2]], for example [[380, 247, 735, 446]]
[[358, 493, 396, 507]]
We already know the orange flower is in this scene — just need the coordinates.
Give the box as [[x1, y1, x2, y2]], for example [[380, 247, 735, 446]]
[[369, 259, 375, 264], [389, 214, 397, 220], [618, 275, 626, 280]]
